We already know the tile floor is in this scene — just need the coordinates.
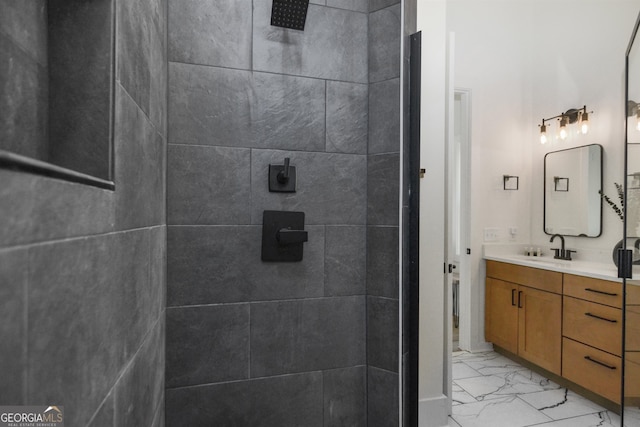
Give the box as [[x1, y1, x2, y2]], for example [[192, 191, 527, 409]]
[[449, 350, 640, 427]]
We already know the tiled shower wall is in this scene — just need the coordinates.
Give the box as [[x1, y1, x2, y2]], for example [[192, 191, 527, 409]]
[[0, 0, 167, 425], [367, 1, 401, 426], [165, 0, 400, 425], [0, 1, 48, 160], [164, 0, 369, 425]]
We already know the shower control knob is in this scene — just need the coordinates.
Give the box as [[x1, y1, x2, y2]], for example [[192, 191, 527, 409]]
[[277, 157, 290, 183]]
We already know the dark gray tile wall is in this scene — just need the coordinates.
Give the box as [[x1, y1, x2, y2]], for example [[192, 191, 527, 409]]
[[369, 4, 401, 83], [0, 2, 48, 161], [367, 1, 401, 425], [48, 0, 113, 179], [0, 249, 27, 405], [0, 0, 167, 426], [166, 372, 324, 427], [368, 366, 400, 427], [166, 0, 372, 425], [253, 2, 368, 83], [324, 366, 367, 426], [250, 297, 365, 377]]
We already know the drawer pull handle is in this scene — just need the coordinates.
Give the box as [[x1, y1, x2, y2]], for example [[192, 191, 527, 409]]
[[584, 288, 618, 297], [511, 289, 517, 306], [584, 356, 617, 370], [584, 312, 618, 323], [518, 291, 523, 308]]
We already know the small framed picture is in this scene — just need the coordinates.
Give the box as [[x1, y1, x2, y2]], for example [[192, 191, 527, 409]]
[[503, 175, 519, 190], [554, 177, 569, 192]]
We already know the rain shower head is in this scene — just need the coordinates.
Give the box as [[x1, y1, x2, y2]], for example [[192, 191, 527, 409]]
[[270, 0, 309, 31]]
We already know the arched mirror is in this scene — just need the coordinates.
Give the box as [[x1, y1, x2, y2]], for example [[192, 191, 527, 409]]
[[623, 10, 640, 426]]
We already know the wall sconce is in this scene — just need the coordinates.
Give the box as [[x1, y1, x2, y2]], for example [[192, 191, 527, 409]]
[[503, 175, 519, 190], [538, 105, 592, 144], [554, 176, 569, 192]]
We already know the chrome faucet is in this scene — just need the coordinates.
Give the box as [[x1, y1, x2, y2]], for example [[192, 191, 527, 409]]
[[549, 234, 575, 260]]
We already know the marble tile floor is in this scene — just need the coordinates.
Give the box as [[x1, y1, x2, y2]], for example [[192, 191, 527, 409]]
[[448, 350, 640, 427]]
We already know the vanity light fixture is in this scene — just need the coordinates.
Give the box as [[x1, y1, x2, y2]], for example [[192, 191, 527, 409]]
[[538, 105, 593, 143], [539, 123, 548, 144], [559, 116, 568, 140]]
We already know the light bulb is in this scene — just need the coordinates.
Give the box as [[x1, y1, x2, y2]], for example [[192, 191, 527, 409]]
[[559, 117, 568, 140], [540, 123, 547, 144], [636, 111, 640, 131], [580, 112, 589, 134]]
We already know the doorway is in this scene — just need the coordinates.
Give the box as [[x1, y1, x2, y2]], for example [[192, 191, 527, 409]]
[[451, 89, 471, 353]]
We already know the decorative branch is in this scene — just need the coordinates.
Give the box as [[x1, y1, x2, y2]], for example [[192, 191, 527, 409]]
[[599, 183, 624, 221]]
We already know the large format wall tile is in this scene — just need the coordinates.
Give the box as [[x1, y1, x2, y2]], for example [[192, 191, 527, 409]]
[[367, 153, 400, 226], [323, 366, 366, 426], [0, 34, 48, 160], [118, 0, 166, 131], [115, 86, 165, 230], [326, 81, 368, 155], [166, 304, 249, 388], [168, 63, 325, 151], [0, 249, 27, 405], [168, 0, 252, 70], [369, 4, 401, 83], [167, 226, 324, 306], [368, 367, 399, 427], [115, 316, 165, 427], [367, 226, 399, 298], [27, 230, 156, 426], [166, 372, 323, 427], [48, 0, 113, 179], [253, 2, 367, 83], [325, 226, 366, 296], [0, 170, 115, 248], [150, 226, 167, 311], [250, 296, 365, 376], [0, 0, 47, 65], [327, 0, 368, 12], [369, 78, 400, 154], [167, 144, 251, 225], [86, 390, 114, 427], [367, 296, 399, 372], [251, 150, 367, 225], [369, 0, 399, 13]]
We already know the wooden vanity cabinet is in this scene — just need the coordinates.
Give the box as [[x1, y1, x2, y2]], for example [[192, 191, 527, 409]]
[[562, 274, 623, 403], [486, 261, 628, 405], [485, 261, 562, 375]]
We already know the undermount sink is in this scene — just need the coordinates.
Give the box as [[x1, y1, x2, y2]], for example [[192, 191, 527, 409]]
[[515, 256, 571, 266]]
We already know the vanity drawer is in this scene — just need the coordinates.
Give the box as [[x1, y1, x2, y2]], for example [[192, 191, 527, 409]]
[[486, 261, 562, 294], [562, 337, 621, 403], [563, 296, 622, 356], [563, 274, 622, 308]]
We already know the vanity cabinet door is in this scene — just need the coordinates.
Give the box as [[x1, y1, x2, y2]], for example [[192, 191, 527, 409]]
[[518, 286, 562, 375], [485, 277, 518, 354]]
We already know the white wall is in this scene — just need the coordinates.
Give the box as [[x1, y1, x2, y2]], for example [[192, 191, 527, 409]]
[[416, 1, 449, 425], [529, 1, 639, 253], [447, 0, 535, 351]]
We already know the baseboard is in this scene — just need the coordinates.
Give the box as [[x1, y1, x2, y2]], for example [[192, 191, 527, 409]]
[[469, 342, 493, 353], [418, 394, 448, 427]]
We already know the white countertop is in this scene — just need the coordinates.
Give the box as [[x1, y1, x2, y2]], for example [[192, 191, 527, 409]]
[[483, 253, 622, 282]]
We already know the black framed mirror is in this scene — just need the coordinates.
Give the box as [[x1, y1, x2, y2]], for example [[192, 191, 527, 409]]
[[0, 0, 115, 190], [544, 144, 603, 237]]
